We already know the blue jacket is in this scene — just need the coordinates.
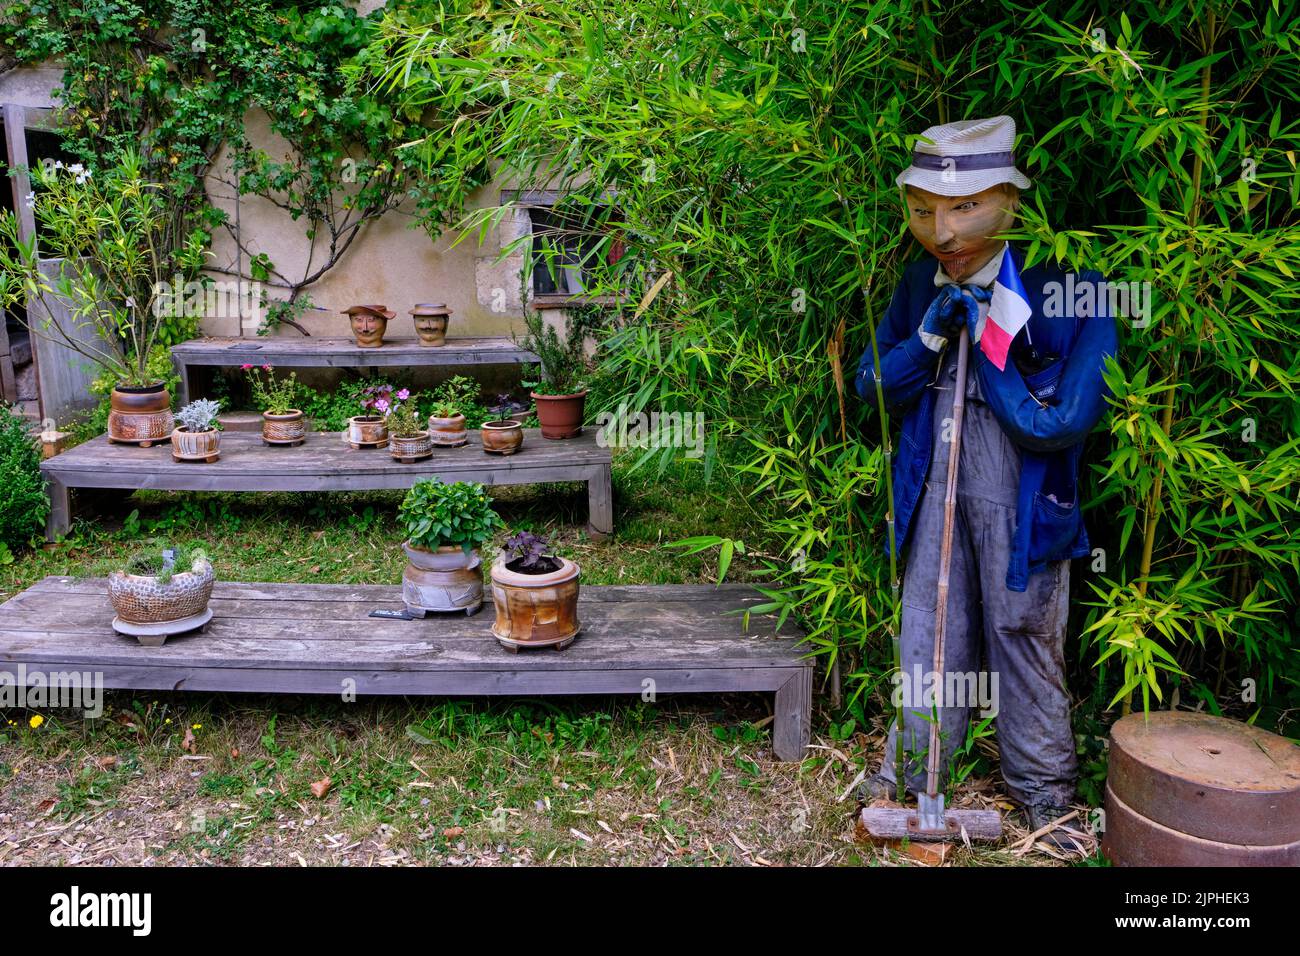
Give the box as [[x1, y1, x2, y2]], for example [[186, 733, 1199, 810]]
[[855, 246, 1119, 591]]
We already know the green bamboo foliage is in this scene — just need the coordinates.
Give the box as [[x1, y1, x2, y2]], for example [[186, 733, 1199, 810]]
[[372, 0, 1300, 730]]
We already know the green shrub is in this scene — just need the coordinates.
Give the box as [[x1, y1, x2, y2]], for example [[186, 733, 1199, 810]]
[[398, 479, 502, 555], [0, 406, 48, 551]]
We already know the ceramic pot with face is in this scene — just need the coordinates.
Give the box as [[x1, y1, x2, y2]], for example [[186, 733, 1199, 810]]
[[410, 303, 452, 346], [344, 304, 395, 348], [108, 382, 174, 446], [480, 419, 524, 455]]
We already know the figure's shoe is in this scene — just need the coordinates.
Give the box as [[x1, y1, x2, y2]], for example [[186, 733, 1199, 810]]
[[1024, 802, 1085, 852]]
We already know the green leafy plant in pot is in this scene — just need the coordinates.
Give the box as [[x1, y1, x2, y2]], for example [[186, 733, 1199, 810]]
[[518, 312, 591, 439], [490, 530, 581, 651], [427, 400, 468, 447], [397, 479, 503, 616]]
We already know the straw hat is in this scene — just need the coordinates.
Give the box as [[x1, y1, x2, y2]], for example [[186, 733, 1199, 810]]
[[896, 115, 1032, 196]]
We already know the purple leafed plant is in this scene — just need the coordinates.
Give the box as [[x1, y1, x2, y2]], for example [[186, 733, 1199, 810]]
[[502, 530, 561, 573]]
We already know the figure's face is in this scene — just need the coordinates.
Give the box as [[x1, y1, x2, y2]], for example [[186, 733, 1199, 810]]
[[905, 184, 1019, 282]]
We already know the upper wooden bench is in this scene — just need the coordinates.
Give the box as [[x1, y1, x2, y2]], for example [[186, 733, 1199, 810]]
[[0, 578, 812, 761], [171, 336, 540, 404], [41, 428, 613, 541]]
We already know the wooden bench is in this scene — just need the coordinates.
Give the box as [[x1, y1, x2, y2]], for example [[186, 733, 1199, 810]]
[[171, 336, 539, 405], [0, 578, 813, 761], [41, 428, 613, 541]]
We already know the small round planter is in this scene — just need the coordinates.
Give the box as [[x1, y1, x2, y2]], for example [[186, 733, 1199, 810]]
[[411, 303, 452, 347], [481, 419, 524, 456], [390, 431, 434, 463], [108, 382, 174, 447], [428, 412, 468, 447], [262, 409, 306, 446], [171, 426, 221, 463], [108, 556, 215, 646], [347, 415, 389, 449], [532, 390, 587, 440], [344, 304, 394, 348], [489, 556, 581, 651], [402, 542, 483, 616]]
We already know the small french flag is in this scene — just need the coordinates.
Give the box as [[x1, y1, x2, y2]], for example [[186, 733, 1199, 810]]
[[980, 250, 1032, 371]]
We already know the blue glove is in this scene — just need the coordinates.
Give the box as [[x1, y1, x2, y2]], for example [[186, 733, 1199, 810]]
[[957, 284, 992, 344], [917, 284, 965, 352]]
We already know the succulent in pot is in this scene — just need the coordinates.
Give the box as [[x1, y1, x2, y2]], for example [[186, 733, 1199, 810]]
[[171, 398, 223, 463], [386, 390, 432, 463], [348, 383, 393, 448], [397, 479, 503, 616], [427, 400, 468, 447], [245, 364, 305, 446], [107, 543, 215, 645], [490, 530, 580, 651]]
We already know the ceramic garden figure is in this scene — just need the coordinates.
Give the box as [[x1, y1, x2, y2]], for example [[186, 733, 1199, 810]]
[[854, 115, 1119, 848]]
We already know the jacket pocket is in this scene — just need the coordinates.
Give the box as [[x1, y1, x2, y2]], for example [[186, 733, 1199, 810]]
[[1027, 491, 1080, 563]]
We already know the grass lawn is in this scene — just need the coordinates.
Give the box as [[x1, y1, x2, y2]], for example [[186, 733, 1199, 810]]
[[0, 456, 1093, 866]]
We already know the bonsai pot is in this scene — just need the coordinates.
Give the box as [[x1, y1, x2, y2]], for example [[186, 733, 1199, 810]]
[[390, 430, 434, 463], [480, 419, 524, 456], [428, 412, 468, 447], [171, 426, 221, 463], [347, 415, 389, 448], [108, 382, 174, 447], [262, 409, 306, 446], [108, 556, 215, 646], [531, 390, 587, 440], [402, 542, 483, 616], [411, 303, 452, 346], [344, 304, 394, 348], [489, 556, 581, 651]]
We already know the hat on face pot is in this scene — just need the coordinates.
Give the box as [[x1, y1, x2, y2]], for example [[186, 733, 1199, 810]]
[[896, 114, 1032, 197]]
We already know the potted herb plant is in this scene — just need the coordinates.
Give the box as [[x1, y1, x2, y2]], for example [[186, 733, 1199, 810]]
[[489, 530, 581, 651], [348, 383, 392, 448], [397, 479, 503, 616], [0, 152, 198, 447], [171, 399, 223, 463], [410, 303, 452, 346], [107, 543, 215, 645], [427, 400, 468, 447], [386, 389, 432, 462], [245, 364, 305, 446], [518, 312, 590, 439]]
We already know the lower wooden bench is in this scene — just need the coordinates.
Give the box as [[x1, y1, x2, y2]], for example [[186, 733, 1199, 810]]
[[40, 428, 614, 541], [0, 578, 813, 760]]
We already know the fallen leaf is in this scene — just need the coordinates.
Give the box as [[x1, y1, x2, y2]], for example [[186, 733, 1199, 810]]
[[182, 728, 197, 754], [442, 826, 464, 838], [96, 755, 117, 770], [310, 777, 332, 799], [230, 747, 240, 759]]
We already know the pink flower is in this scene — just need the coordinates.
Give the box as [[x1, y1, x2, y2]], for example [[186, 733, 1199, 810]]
[[396, 389, 410, 400], [241, 363, 252, 370], [262, 364, 272, 372], [375, 398, 390, 413]]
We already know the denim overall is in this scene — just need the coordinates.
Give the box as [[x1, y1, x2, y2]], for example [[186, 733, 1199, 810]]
[[877, 338, 1079, 807]]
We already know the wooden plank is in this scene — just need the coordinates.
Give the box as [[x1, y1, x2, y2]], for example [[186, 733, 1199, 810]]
[[774, 667, 814, 761], [171, 336, 539, 368]]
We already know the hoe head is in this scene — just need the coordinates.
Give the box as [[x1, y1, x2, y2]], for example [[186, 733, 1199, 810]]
[[860, 792, 1003, 843]]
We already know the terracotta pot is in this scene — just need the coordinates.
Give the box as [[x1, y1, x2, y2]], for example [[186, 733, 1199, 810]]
[[389, 431, 433, 462], [490, 556, 581, 650], [410, 303, 452, 346], [108, 557, 215, 625], [108, 382, 174, 446], [171, 427, 221, 463], [428, 412, 468, 447], [402, 542, 483, 615], [347, 415, 388, 448], [531, 390, 587, 440], [344, 304, 394, 348], [262, 409, 306, 446], [480, 419, 524, 456]]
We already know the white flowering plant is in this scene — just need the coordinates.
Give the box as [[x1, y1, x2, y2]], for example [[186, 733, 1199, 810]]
[[175, 399, 222, 433]]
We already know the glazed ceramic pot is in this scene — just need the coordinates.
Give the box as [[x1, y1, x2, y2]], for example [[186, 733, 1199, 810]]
[[401, 542, 483, 615], [171, 427, 221, 463], [411, 303, 452, 346], [390, 431, 434, 462], [347, 415, 389, 448], [532, 390, 587, 440], [262, 409, 306, 446], [480, 419, 524, 456], [428, 412, 468, 447], [489, 556, 581, 650], [108, 556, 215, 625], [108, 382, 174, 447], [344, 304, 394, 348]]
